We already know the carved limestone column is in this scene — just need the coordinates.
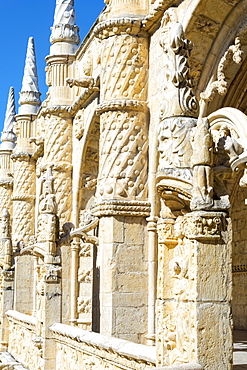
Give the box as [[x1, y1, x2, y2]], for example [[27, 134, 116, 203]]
[[156, 212, 232, 369], [46, 0, 80, 106], [94, 18, 150, 342], [34, 167, 61, 370], [12, 37, 40, 314], [12, 37, 40, 249], [41, 109, 72, 226], [0, 87, 16, 224], [0, 209, 14, 351]]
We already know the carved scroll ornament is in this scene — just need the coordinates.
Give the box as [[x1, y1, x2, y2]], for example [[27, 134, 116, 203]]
[[159, 8, 199, 118]]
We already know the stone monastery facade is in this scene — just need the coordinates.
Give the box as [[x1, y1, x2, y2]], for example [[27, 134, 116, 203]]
[[0, 0, 247, 369]]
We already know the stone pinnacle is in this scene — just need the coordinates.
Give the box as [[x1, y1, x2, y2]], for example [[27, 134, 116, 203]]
[[50, 0, 80, 52], [1, 87, 16, 150], [19, 37, 41, 113]]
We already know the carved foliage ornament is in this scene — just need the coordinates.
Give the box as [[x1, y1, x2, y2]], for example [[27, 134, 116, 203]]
[[160, 9, 199, 118]]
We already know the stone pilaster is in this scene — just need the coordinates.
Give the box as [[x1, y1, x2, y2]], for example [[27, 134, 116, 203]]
[[156, 211, 232, 369]]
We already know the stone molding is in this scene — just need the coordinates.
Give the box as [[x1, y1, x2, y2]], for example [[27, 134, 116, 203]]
[[70, 83, 99, 114], [0, 179, 13, 189], [146, 365, 203, 370], [50, 323, 156, 367], [94, 18, 144, 39], [50, 24, 80, 45], [91, 200, 151, 217], [11, 152, 32, 162], [233, 264, 247, 273], [6, 310, 36, 327], [12, 195, 35, 202], [19, 91, 41, 107], [96, 100, 147, 114], [41, 106, 71, 117]]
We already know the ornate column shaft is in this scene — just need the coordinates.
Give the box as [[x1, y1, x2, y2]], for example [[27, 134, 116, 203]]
[[11, 152, 36, 248], [41, 110, 72, 226], [0, 210, 14, 351], [94, 19, 150, 342]]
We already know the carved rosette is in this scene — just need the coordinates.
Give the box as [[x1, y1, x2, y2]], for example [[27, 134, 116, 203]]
[[11, 154, 35, 248], [43, 113, 72, 226]]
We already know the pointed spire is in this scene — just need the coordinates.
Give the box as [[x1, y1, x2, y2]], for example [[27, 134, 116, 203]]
[[18, 37, 41, 114], [50, 0, 80, 55], [0, 87, 16, 150]]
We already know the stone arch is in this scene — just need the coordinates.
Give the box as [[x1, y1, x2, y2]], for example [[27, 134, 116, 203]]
[[207, 107, 247, 333], [181, 0, 247, 114]]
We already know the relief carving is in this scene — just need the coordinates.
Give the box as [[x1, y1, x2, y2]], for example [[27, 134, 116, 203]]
[[159, 8, 199, 118], [194, 15, 220, 38], [180, 211, 226, 240], [191, 118, 214, 210], [158, 117, 197, 170]]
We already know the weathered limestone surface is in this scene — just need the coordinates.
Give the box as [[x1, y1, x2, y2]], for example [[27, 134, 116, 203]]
[[1, 0, 247, 369]]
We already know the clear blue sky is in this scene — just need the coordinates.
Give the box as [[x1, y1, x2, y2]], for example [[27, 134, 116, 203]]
[[0, 0, 105, 132]]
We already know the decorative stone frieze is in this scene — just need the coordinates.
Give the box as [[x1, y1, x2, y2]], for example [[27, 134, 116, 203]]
[[92, 200, 151, 217], [95, 18, 143, 39], [178, 211, 227, 241]]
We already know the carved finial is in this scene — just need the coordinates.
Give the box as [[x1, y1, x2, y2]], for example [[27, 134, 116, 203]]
[[50, 0, 80, 54], [159, 8, 199, 118], [19, 37, 41, 114], [1, 87, 16, 150]]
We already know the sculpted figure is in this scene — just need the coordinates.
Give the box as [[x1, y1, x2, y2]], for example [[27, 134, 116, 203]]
[[39, 167, 57, 214], [191, 118, 214, 210], [216, 125, 243, 166]]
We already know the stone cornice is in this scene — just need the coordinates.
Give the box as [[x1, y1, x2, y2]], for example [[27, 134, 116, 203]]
[[0, 179, 13, 189], [97, 100, 147, 114], [94, 18, 145, 39], [70, 82, 100, 115], [41, 106, 72, 118], [12, 194, 35, 202], [50, 323, 156, 367], [11, 152, 33, 162], [91, 199, 150, 217]]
